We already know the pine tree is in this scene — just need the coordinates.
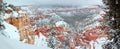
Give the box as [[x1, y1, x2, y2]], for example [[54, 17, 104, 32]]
[[103, 0, 120, 49], [0, 0, 6, 30]]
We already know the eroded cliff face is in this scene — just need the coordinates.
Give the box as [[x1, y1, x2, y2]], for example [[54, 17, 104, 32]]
[[4, 7, 35, 44]]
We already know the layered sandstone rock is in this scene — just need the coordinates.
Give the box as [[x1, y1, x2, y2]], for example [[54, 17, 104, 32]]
[[4, 9, 35, 44]]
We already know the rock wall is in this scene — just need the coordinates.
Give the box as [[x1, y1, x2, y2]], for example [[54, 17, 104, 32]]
[[4, 12, 35, 44]]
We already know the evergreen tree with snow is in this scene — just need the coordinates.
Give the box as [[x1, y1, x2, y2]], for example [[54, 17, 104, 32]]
[[0, 0, 6, 30], [103, 0, 120, 49]]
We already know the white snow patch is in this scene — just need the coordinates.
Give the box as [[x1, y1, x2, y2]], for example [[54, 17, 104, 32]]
[[5, 7, 13, 10], [3, 11, 18, 19], [90, 37, 108, 49], [99, 10, 106, 15], [94, 14, 102, 20], [34, 33, 51, 49], [0, 34, 50, 49], [3, 13, 11, 19], [55, 21, 69, 27], [1, 21, 20, 41], [12, 11, 19, 17]]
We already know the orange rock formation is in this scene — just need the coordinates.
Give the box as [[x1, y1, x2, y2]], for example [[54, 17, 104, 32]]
[[4, 13, 35, 44]]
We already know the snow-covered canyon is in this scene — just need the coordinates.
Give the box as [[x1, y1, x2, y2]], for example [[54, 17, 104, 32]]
[[0, 2, 109, 49]]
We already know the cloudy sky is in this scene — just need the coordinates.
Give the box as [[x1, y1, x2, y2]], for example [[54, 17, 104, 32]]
[[4, 0, 103, 6]]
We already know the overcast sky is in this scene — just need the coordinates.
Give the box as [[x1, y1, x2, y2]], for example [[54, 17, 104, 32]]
[[4, 0, 103, 6]]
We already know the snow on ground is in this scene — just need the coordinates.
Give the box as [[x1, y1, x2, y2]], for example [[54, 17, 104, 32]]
[[3, 12, 19, 19], [34, 33, 51, 49], [0, 34, 51, 49], [0, 21, 51, 49], [0, 21, 20, 41], [12, 11, 19, 17], [93, 37, 108, 49], [3, 13, 12, 19], [55, 21, 69, 28]]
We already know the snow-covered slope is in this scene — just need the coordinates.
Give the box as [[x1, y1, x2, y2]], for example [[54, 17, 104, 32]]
[[0, 21, 20, 41], [0, 34, 51, 49], [34, 33, 50, 49]]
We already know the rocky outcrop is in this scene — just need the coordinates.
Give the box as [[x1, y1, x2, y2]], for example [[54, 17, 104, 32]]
[[4, 7, 35, 44]]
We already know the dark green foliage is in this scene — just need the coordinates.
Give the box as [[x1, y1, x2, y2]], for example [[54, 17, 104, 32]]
[[103, 0, 120, 49]]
